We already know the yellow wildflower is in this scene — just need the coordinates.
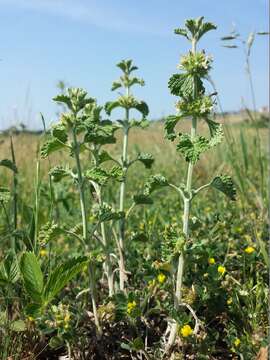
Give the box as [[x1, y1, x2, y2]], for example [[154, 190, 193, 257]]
[[180, 324, 193, 337], [39, 249, 47, 257], [64, 313, 70, 323], [234, 338, 241, 347], [227, 297, 233, 305], [127, 300, 136, 314], [28, 316, 34, 322], [208, 257, 215, 265], [157, 273, 166, 284], [217, 265, 226, 275], [244, 246, 255, 254]]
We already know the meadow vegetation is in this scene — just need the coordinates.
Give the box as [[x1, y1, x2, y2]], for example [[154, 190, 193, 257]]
[[0, 17, 268, 360]]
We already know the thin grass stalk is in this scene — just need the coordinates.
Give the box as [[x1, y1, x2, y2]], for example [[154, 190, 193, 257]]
[[34, 159, 40, 254], [10, 136, 17, 251]]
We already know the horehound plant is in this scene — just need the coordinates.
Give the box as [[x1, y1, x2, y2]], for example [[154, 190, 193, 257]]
[[105, 60, 153, 291], [41, 89, 101, 334], [143, 18, 236, 353], [41, 88, 132, 326]]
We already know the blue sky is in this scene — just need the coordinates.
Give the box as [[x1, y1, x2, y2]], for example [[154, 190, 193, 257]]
[[0, 0, 268, 129]]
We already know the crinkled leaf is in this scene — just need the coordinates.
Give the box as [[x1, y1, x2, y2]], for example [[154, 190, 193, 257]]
[[211, 175, 236, 200], [144, 175, 169, 195], [164, 115, 182, 140], [40, 138, 66, 158], [111, 81, 122, 91], [49, 166, 71, 182], [98, 150, 114, 164], [86, 166, 123, 186], [129, 119, 149, 128], [97, 204, 125, 222], [51, 124, 68, 143], [185, 17, 217, 41], [177, 134, 209, 163], [109, 166, 124, 181], [169, 73, 192, 98], [84, 122, 117, 145], [133, 194, 153, 205], [133, 100, 149, 117], [105, 97, 149, 118], [208, 123, 223, 147], [116, 59, 138, 74], [174, 28, 189, 39], [105, 100, 121, 115], [53, 94, 72, 109], [54, 88, 95, 113], [137, 153, 154, 169], [129, 77, 145, 88], [86, 167, 109, 186]]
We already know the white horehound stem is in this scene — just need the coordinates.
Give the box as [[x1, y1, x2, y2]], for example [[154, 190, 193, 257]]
[[72, 127, 101, 336], [92, 149, 114, 296], [93, 161, 115, 296], [118, 88, 130, 292], [166, 38, 197, 352]]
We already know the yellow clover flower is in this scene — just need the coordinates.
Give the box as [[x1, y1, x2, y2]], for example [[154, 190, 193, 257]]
[[157, 273, 166, 284], [127, 300, 136, 314], [40, 249, 47, 257], [234, 338, 241, 347], [227, 297, 233, 305], [208, 257, 215, 265], [244, 246, 255, 254], [217, 265, 226, 275], [180, 324, 193, 337]]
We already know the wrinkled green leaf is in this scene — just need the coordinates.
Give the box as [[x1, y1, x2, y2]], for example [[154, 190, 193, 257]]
[[144, 175, 169, 195], [133, 194, 153, 205], [97, 204, 125, 222], [137, 153, 154, 169], [177, 134, 209, 163], [40, 138, 66, 158], [211, 175, 236, 200]]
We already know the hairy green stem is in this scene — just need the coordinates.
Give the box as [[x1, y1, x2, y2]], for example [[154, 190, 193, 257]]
[[72, 127, 101, 335]]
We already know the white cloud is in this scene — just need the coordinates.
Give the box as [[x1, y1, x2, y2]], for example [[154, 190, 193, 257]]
[[0, 0, 169, 36]]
